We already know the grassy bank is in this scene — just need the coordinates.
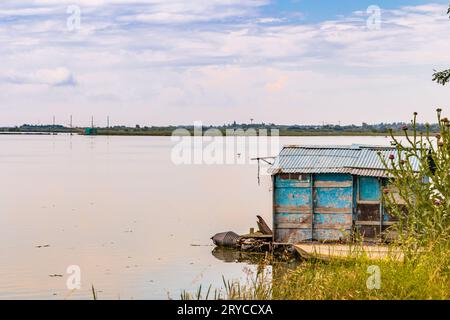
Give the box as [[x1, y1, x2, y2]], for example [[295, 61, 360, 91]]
[[270, 250, 449, 300], [182, 247, 449, 300]]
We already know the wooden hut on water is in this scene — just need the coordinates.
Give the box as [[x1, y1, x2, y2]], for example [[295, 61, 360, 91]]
[[269, 144, 419, 243]]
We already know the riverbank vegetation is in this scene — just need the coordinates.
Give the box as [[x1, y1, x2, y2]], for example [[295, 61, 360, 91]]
[[182, 109, 449, 300], [182, 249, 448, 300]]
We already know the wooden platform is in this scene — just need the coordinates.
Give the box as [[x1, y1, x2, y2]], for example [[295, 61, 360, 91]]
[[240, 231, 273, 240], [294, 243, 404, 261]]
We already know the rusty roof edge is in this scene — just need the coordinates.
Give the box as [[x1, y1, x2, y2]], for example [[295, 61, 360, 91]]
[[280, 144, 395, 149]]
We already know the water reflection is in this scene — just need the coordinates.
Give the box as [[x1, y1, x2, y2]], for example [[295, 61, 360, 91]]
[[211, 247, 301, 279], [211, 247, 267, 264], [0, 134, 391, 299]]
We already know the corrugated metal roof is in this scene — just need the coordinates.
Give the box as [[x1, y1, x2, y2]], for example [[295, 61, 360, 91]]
[[269, 145, 420, 177]]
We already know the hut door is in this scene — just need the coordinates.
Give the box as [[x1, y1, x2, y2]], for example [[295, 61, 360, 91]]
[[273, 173, 313, 243], [355, 177, 382, 240], [312, 174, 353, 241]]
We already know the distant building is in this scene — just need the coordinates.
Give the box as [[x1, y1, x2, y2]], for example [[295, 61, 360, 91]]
[[85, 127, 98, 135]]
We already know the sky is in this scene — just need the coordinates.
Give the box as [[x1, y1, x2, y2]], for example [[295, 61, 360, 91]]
[[0, 0, 449, 127]]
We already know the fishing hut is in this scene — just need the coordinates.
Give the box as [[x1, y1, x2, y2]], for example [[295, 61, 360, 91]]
[[269, 144, 419, 244]]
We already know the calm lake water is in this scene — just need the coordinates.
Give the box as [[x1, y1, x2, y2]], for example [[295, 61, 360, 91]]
[[0, 134, 393, 299]]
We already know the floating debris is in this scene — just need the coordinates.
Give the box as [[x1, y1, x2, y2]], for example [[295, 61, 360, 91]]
[[35, 244, 50, 248], [211, 231, 240, 248], [49, 274, 63, 277], [211, 216, 273, 251]]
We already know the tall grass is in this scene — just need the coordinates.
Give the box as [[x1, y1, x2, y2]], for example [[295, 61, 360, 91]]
[[270, 250, 449, 300], [182, 247, 449, 300], [181, 271, 273, 300]]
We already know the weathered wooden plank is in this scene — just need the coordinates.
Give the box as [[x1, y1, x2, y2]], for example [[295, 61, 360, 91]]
[[314, 213, 352, 226], [357, 200, 381, 205], [314, 207, 352, 214], [274, 189, 311, 208], [275, 228, 311, 243], [274, 205, 312, 214], [313, 228, 351, 241], [256, 215, 272, 235], [314, 181, 353, 188], [274, 212, 312, 224], [276, 223, 312, 229], [355, 221, 382, 226], [275, 175, 311, 188]]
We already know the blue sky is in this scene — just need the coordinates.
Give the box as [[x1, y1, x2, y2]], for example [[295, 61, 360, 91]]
[[263, 0, 449, 21], [0, 0, 449, 126]]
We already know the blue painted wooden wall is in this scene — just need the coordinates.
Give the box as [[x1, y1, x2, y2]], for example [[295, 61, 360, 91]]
[[273, 173, 353, 242], [272, 173, 396, 243]]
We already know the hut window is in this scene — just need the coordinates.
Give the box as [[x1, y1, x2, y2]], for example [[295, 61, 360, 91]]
[[358, 177, 381, 202]]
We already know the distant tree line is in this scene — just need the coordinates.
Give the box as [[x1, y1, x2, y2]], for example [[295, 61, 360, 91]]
[[0, 121, 442, 136]]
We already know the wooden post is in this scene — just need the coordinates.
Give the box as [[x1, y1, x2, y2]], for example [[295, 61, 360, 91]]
[[256, 215, 272, 235]]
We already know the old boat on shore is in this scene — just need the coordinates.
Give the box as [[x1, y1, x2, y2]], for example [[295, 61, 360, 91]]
[[294, 243, 404, 261]]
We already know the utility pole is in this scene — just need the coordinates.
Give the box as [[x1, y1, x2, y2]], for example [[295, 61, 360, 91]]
[[70, 115, 73, 135], [91, 116, 94, 128], [107, 116, 110, 128]]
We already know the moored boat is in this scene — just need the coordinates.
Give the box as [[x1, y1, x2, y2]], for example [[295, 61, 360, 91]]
[[294, 243, 404, 261]]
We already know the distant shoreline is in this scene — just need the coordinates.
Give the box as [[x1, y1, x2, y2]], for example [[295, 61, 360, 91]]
[[0, 130, 403, 137], [1, 122, 439, 137], [93, 131, 395, 137]]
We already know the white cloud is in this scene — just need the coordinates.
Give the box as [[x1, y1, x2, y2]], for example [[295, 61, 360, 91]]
[[4, 67, 77, 86], [0, 7, 57, 17], [0, 1, 449, 126], [265, 74, 288, 93], [256, 17, 286, 24]]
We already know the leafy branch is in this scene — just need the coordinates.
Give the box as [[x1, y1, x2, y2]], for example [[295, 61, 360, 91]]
[[432, 5, 450, 86]]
